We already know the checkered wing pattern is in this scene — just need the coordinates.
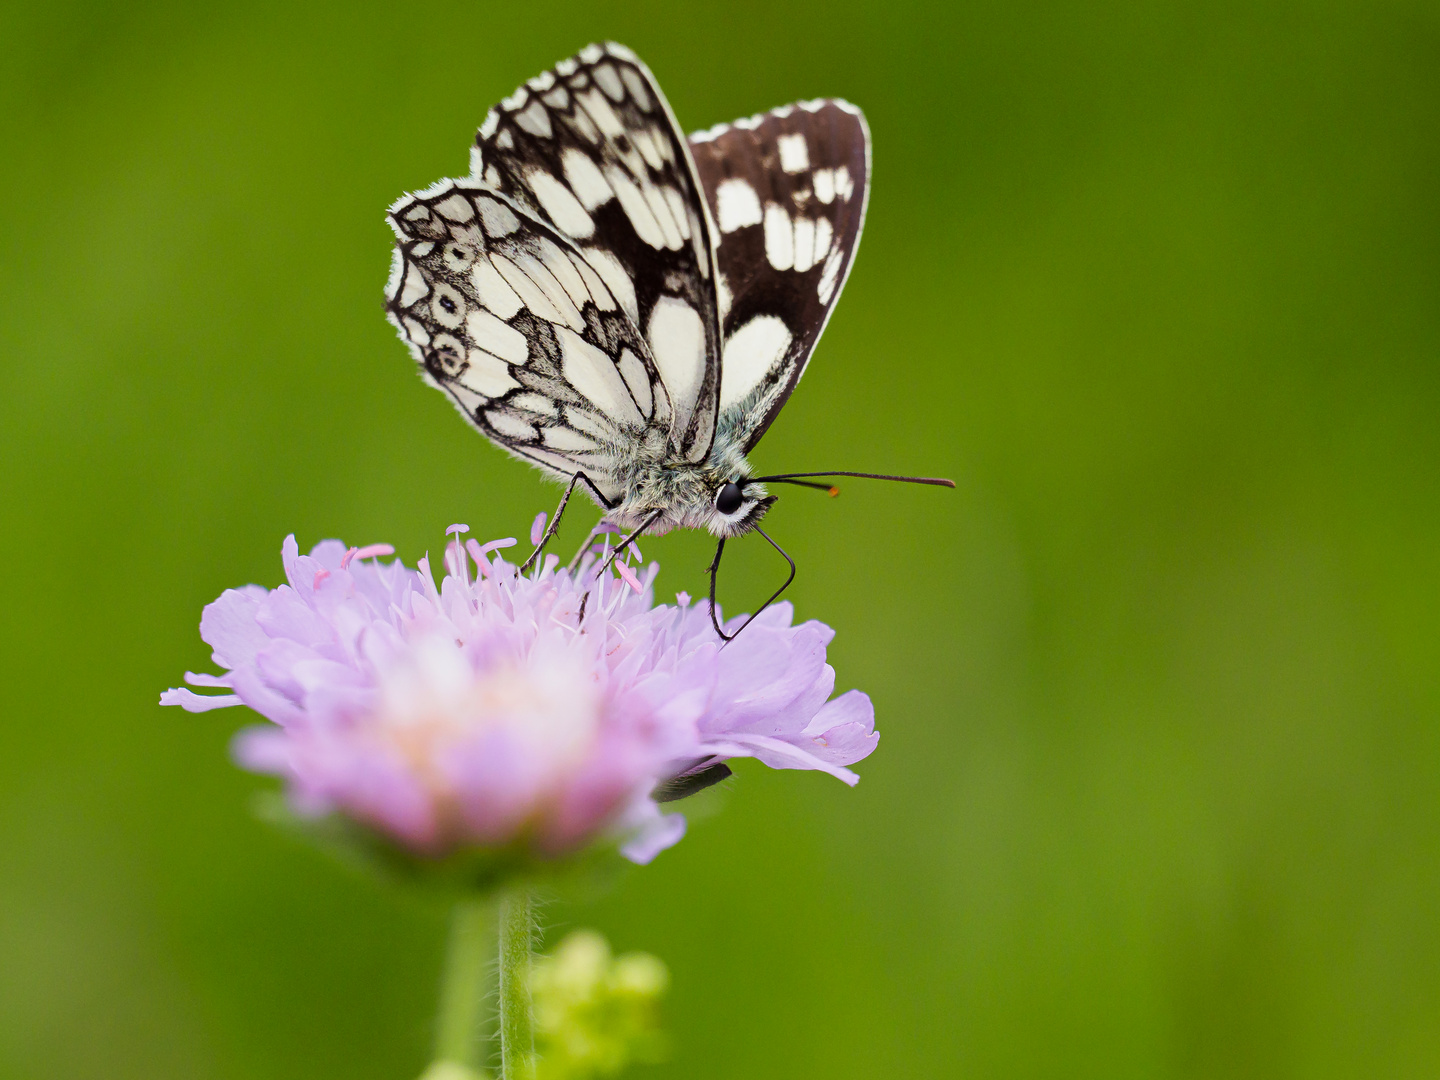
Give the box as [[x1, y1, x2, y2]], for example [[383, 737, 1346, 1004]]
[[471, 42, 723, 464], [689, 100, 870, 452], [386, 181, 672, 505]]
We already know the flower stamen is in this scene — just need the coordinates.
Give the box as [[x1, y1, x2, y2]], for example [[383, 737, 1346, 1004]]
[[616, 561, 643, 594], [343, 543, 395, 568], [445, 524, 472, 586]]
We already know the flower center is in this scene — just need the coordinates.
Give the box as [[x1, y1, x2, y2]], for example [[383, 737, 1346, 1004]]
[[372, 638, 603, 802]]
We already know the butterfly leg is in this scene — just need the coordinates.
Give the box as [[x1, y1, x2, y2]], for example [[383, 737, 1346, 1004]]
[[567, 520, 609, 573], [707, 538, 730, 640], [521, 472, 616, 574], [708, 526, 798, 644], [576, 509, 663, 626], [520, 474, 581, 573], [593, 509, 663, 580]]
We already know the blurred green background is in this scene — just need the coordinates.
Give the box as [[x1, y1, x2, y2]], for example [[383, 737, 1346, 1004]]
[[4, 1, 1440, 1076]]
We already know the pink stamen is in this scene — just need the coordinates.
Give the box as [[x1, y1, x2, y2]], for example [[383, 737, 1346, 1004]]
[[530, 512, 547, 546], [313, 569, 330, 588], [353, 543, 395, 561], [477, 537, 517, 557], [445, 539, 469, 585], [465, 538, 491, 578], [339, 546, 359, 570], [616, 560, 643, 593]]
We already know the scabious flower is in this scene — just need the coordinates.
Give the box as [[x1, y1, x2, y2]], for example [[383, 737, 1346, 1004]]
[[162, 524, 877, 866]]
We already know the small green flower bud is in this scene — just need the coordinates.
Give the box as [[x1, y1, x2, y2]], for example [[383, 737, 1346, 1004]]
[[531, 930, 669, 1079]]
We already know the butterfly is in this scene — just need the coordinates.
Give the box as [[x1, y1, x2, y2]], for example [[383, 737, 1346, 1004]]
[[385, 42, 951, 638]]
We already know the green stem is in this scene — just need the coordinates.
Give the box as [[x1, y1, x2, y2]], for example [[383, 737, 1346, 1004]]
[[432, 898, 494, 1069], [497, 888, 536, 1080]]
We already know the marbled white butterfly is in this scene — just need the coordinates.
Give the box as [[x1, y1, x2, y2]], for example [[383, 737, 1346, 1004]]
[[386, 42, 951, 637]]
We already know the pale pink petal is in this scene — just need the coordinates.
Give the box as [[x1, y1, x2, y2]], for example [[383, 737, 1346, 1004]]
[[619, 802, 687, 864], [160, 688, 242, 712], [702, 734, 861, 786]]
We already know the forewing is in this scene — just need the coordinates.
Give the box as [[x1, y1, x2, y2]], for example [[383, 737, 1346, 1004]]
[[472, 42, 722, 464], [688, 100, 870, 451], [386, 180, 672, 505]]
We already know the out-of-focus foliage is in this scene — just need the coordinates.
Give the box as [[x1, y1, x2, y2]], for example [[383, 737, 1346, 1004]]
[[3, 1, 1439, 1078], [419, 1062, 487, 1080], [532, 931, 668, 1079]]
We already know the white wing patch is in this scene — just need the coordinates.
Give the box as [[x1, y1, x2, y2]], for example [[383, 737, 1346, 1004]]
[[618, 349, 654, 417], [716, 179, 763, 233], [527, 167, 595, 237], [763, 203, 795, 271], [777, 133, 809, 173], [719, 315, 793, 411], [562, 148, 613, 209], [646, 297, 706, 436], [557, 327, 645, 428], [469, 257, 525, 319], [465, 308, 529, 363]]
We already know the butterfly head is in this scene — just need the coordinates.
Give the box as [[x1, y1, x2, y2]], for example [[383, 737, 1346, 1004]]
[[707, 476, 775, 537]]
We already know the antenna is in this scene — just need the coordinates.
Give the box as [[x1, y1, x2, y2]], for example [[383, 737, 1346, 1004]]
[[749, 470, 955, 490]]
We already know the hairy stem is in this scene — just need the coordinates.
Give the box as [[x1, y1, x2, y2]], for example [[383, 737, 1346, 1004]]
[[432, 898, 494, 1069], [497, 889, 535, 1080]]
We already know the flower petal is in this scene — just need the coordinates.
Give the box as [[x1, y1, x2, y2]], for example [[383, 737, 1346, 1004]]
[[702, 734, 862, 786], [619, 803, 687, 864], [160, 688, 242, 712], [801, 689, 878, 766]]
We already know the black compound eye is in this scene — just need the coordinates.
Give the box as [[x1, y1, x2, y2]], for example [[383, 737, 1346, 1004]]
[[715, 482, 744, 515]]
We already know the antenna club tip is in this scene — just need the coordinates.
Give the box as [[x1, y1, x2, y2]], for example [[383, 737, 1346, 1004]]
[[828, 486, 840, 497]]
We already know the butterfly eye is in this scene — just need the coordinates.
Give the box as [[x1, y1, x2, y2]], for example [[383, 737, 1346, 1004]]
[[715, 482, 744, 515]]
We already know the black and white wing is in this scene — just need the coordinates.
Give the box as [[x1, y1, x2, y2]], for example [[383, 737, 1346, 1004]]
[[688, 100, 870, 451], [385, 181, 671, 505], [471, 42, 723, 464]]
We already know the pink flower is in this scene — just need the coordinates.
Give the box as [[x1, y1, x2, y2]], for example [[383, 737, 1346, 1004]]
[[163, 528, 877, 865]]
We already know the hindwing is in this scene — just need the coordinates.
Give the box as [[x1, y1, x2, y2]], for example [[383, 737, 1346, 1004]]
[[386, 180, 671, 504]]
